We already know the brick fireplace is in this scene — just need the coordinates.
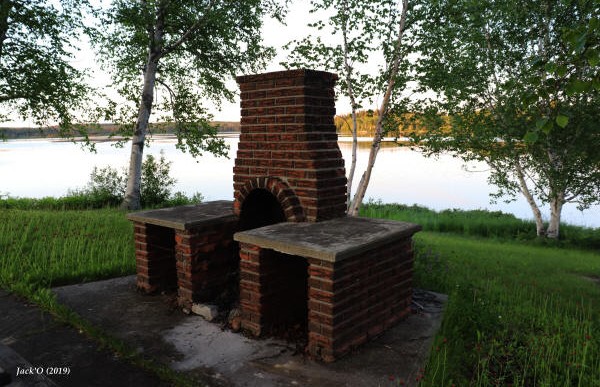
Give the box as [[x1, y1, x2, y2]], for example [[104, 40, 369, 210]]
[[128, 69, 420, 363], [234, 69, 347, 225]]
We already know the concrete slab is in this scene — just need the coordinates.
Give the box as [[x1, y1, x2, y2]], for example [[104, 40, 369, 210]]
[[53, 276, 446, 386], [234, 216, 421, 262], [0, 290, 170, 387], [126, 200, 235, 230]]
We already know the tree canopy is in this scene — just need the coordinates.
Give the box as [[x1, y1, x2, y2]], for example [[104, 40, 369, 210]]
[[0, 0, 93, 132], [93, 0, 285, 209], [412, 0, 600, 238], [285, 0, 414, 215]]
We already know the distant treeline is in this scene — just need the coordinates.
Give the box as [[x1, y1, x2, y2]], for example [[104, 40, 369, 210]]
[[2, 112, 430, 140], [334, 110, 429, 137], [0, 121, 241, 140]]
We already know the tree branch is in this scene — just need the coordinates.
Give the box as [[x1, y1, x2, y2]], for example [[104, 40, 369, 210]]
[[0, 0, 11, 61], [160, 0, 216, 59]]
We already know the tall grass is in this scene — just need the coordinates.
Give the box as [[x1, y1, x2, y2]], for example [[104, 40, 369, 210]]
[[0, 191, 201, 211], [0, 209, 135, 294], [361, 201, 600, 250], [411, 233, 600, 386]]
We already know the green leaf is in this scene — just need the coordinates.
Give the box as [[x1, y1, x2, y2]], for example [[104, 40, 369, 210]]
[[524, 131, 539, 144], [586, 49, 599, 67], [566, 79, 590, 95], [536, 117, 549, 130], [556, 115, 569, 128], [544, 62, 556, 73], [556, 65, 568, 77]]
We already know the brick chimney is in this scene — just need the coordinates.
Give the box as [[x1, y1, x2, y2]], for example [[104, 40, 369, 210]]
[[233, 69, 347, 226]]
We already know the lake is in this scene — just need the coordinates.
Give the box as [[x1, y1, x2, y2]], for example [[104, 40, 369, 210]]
[[1, 135, 599, 228]]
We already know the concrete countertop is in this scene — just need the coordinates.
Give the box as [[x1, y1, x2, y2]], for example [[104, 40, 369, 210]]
[[126, 200, 236, 230], [234, 216, 421, 262]]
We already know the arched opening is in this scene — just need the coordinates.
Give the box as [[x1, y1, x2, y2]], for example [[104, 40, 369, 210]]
[[238, 189, 286, 231], [238, 188, 308, 342]]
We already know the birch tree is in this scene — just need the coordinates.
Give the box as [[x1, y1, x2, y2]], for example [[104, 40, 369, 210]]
[[412, 0, 600, 239], [284, 0, 415, 215], [94, 0, 284, 210]]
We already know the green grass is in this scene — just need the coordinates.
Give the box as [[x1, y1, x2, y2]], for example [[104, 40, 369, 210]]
[[0, 209, 135, 292], [0, 208, 200, 386], [411, 232, 600, 386], [361, 201, 600, 250], [1, 203, 599, 386]]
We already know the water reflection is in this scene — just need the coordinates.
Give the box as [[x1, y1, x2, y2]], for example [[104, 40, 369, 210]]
[[1, 135, 598, 228]]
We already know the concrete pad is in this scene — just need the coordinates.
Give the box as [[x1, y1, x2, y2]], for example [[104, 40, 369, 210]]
[[0, 289, 170, 387], [53, 276, 446, 386]]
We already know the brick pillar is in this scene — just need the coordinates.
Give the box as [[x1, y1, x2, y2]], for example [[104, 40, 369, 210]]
[[238, 242, 267, 336], [234, 69, 347, 222], [134, 222, 176, 293], [175, 220, 238, 309], [306, 238, 415, 362]]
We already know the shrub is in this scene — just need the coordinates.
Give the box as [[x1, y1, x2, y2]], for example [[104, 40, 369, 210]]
[[0, 152, 203, 210]]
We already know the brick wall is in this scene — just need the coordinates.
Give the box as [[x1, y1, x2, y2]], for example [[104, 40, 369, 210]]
[[238, 236, 414, 362], [175, 219, 238, 309], [306, 238, 414, 361], [134, 218, 238, 310], [134, 223, 176, 293], [234, 69, 347, 222], [239, 242, 308, 337]]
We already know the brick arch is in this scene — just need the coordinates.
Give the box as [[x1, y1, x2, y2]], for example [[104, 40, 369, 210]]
[[234, 177, 305, 223]]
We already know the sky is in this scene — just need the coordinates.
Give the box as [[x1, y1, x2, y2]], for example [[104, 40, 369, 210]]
[[1, 2, 359, 127]]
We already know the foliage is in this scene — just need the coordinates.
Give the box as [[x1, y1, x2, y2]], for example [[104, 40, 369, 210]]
[[284, 0, 415, 215], [85, 165, 127, 207], [82, 151, 202, 208], [139, 153, 176, 208], [92, 0, 285, 209], [411, 0, 600, 239], [0, 0, 97, 138]]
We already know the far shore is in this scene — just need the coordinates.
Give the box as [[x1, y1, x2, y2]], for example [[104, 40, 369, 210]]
[[0, 121, 241, 140]]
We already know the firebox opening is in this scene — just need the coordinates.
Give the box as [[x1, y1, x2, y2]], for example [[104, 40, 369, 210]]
[[263, 252, 309, 343], [146, 224, 177, 292], [239, 189, 286, 231]]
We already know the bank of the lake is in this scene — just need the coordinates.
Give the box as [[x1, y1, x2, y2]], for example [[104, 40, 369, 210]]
[[1, 205, 598, 386], [1, 135, 600, 228]]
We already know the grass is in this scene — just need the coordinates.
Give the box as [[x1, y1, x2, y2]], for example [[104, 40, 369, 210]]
[[1, 202, 599, 385], [361, 200, 600, 250], [0, 209, 134, 291], [411, 233, 600, 386]]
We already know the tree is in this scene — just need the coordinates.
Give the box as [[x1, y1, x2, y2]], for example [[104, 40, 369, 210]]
[[412, 0, 600, 239], [93, 0, 285, 210], [284, 0, 414, 216], [0, 0, 93, 134]]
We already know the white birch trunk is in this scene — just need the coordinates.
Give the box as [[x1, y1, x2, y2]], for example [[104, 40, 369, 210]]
[[121, 8, 165, 210], [347, 0, 409, 216], [546, 192, 564, 239], [340, 0, 358, 211], [346, 110, 358, 210], [514, 159, 545, 236]]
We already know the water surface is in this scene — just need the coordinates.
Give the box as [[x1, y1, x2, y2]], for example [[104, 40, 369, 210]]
[[1, 136, 598, 228]]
